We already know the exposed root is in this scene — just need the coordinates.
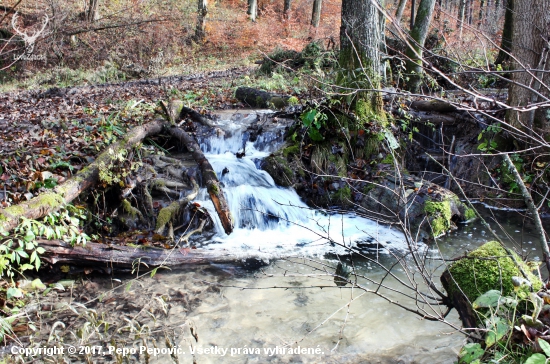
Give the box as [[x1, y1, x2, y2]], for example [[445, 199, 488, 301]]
[[177, 219, 207, 247]]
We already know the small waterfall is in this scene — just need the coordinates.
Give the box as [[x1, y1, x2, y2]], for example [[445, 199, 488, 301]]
[[194, 113, 406, 257]]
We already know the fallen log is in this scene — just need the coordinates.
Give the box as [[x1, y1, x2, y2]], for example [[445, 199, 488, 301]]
[[392, 108, 476, 125], [235, 87, 289, 109], [169, 126, 234, 235], [39, 239, 270, 269], [410, 99, 457, 113], [0, 119, 166, 233]]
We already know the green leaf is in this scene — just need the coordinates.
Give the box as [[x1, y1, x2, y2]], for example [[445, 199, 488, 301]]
[[7, 287, 23, 300], [473, 290, 502, 309], [24, 231, 35, 242], [538, 338, 550, 357], [525, 353, 547, 364], [31, 278, 46, 290], [458, 343, 484, 364], [36, 247, 46, 255], [308, 128, 324, 141], [485, 317, 510, 348]]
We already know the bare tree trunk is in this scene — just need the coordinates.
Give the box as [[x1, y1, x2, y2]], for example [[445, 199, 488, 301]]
[[410, 0, 416, 29], [194, 0, 208, 41], [394, 0, 408, 27], [311, 0, 322, 27], [338, 0, 385, 120], [457, 0, 465, 34], [405, 0, 437, 92], [494, 0, 513, 65], [87, 0, 99, 22], [506, 0, 550, 135], [248, 0, 257, 21], [283, 0, 292, 20]]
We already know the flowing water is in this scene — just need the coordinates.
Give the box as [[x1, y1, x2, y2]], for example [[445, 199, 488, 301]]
[[49, 111, 546, 363]]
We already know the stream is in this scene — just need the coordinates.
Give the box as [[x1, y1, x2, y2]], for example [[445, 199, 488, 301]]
[[9, 110, 545, 363]]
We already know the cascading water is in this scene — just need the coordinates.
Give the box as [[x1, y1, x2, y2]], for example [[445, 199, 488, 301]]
[[194, 112, 407, 258]]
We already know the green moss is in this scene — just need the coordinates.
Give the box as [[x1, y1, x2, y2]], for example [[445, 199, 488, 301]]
[[287, 96, 299, 106], [121, 199, 138, 218], [155, 201, 179, 231], [333, 185, 351, 203], [380, 153, 394, 164], [447, 241, 543, 303], [282, 145, 300, 158], [3, 205, 25, 216], [362, 183, 375, 195], [464, 207, 477, 221], [208, 183, 220, 196], [0, 214, 6, 222], [424, 199, 452, 237]]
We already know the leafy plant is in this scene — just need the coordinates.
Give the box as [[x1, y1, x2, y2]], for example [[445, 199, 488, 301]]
[[300, 108, 327, 142]]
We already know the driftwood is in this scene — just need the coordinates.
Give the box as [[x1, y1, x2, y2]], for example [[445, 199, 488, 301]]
[[161, 100, 215, 128], [0, 119, 166, 233], [169, 126, 234, 234], [39, 239, 267, 269]]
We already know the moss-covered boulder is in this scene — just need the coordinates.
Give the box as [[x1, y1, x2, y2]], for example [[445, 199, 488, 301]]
[[441, 241, 542, 327], [262, 152, 297, 187], [445, 241, 542, 302]]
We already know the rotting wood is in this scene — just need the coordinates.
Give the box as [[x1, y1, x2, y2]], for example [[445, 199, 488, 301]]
[[168, 126, 234, 235], [392, 108, 476, 125], [0, 119, 166, 233], [410, 99, 458, 112], [39, 239, 268, 269]]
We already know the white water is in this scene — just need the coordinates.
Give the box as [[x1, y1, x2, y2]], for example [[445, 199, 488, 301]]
[[195, 120, 406, 258]]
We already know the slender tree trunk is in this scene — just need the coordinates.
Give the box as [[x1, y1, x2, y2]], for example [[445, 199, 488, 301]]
[[311, 0, 323, 27], [283, 0, 292, 20], [338, 0, 385, 119], [405, 0, 437, 93], [394, 0, 408, 27], [194, 0, 208, 41], [457, 0, 466, 34], [478, 0, 485, 27], [494, 0, 513, 65], [506, 0, 550, 135], [410, 0, 416, 29], [248, 0, 257, 21], [87, 0, 99, 22]]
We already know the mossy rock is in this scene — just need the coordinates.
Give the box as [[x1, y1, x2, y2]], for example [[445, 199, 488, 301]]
[[262, 154, 296, 187], [445, 241, 542, 304]]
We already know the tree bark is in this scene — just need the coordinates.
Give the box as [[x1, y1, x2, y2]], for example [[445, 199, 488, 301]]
[[494, 0, 513, 65], [248, 0, 257, 22], [194, 0, 208, 41], [506, 0, 550, 137], [87, 0, 99, 22], [39, 239, 267, 269], [338, 0, 385, 117], [394, 0, 408, 27], [311, 0, 322, 27], [405, 0, 437, 93], [0, 120, 166, 233], [410, 0, 416, 29], [283, 0, 292, 20]]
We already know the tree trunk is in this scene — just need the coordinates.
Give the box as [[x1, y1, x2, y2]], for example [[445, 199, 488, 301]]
[[311, 0, 322, 27], [405, 0, 437, 93], [494, 0, 513, 66], [283, 0, 292, 20], [457, 0, 466, 34], [0, 120, 166, 233], [87, 0, 99, 22], [248, 0, 257, 21], [194, 0, 208, 41], [338, 0, 385, 119], [391, 0, 408, 32], [410, 0, 416, 29], [506, 0, 550, 136]]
